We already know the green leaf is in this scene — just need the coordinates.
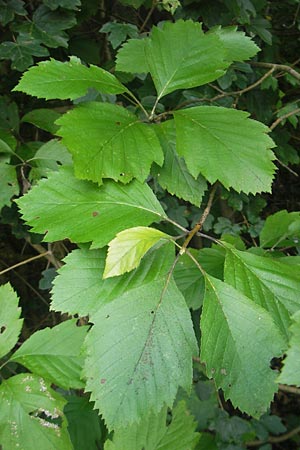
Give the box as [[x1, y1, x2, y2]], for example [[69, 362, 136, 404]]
[[0, 374, 72, 449], [211, 26, 260, 62], [104, 226, 170, 278], [16, 166, 166, 249], [142, 20, 227, 99], [224, 246, 300, 340], [43, 0, 81, 10], [174, 248, 225, 310], [200, 276, 285, 417], [260, 210, 300, 248], [56, 102, 163, 184], [277, 311, 300, 386], [106, 401, 199, 450], [0, 34, 49, 71], [116, 38, 149, 74], [118, 0, 145, 7], [0, 0, 26, 26], [0, 283, 23, 360], [83, 272, 198, 429], [152, 121, 207, 206], [10, 320, 87, 389], [51, 244, 174, 316], [174, 106, 276, 194], [0, 163, 19, 209], [64, 396, 103, 450], [14, 56, 127, 100], [29, 139, 73, 180], [100, 22, 138, 49], [15, 5, 76, 48], [22, 108, 62, 134]]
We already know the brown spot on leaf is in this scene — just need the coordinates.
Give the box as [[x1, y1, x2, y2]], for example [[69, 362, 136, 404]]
[[100, 378, 106, 384], [92, 211, 99, 217]]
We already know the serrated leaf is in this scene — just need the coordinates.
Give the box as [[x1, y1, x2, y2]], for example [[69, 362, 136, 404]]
[[0, 283, 23, 359], [100, 22, 138, 49], [64, 396, 103, 450], [14, 57, 127, 100], [43, 0, 81, 10], [200, 276, 285, 417], [0, 163, 19, 209], [260, 210, 300, 248], [277, 311, 300, 386], [152, 120, 207, 206], [143, 20, 228, 99], [0, 374, 72, 449], [106, 401, 199, 450], [174, 106, 276, 194], [16, 166, 166, 248], [212, 26, 260, 62], [116, 38, 149, 73], [56, 102, 163, 184], [15, 5, 76, 48], [83, 275, 198, 429], [22, 108, 62, 134], [104, 226, 170, 278], [224, 246, 300, 340], [0, 34, 49, 71], [51, 244, 174, 316], [10, 320, 87, 389]]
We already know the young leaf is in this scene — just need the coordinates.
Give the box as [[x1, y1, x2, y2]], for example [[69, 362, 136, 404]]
[[51, 244, 175, 317], [0, 163, 19, 209], [277, 311, 300, 386], [152, 120, 207, 206], [106, 401, 199, 450], [0, 283, 23, 360], [211, 26, 260, 62], [200, 276, 285, 418], [10, 320, 87, 389], [14, 56, 127, 100], [260, 210, 300, 248], [56, 102, 163, 184], [16, 166, 166, 249], [83, 275, 198, 429], [0, 374, 72, 449], [224, 246, 300, 340], [142, 20, 228, 99], [174, 106, 276, 194], [104, 226, 171, 278]]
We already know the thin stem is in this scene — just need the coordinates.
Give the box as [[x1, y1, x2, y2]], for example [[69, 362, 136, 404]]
[[279, 384, 300, 395], [140, 0, 157, 32], [250, 61, 300, 81], [26, 240, 62, 269], [125, 91, 150, 120], [179, 184, 218, 255], [270, 107, 300, 130], [246, 424, 300, 447], [0, 252, 50, 276]]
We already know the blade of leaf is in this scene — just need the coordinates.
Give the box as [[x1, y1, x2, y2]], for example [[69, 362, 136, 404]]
[[0, 374, 72, 449], [83, 276, 198, 429], [13, 56, 127, 100], [174, 106, 276, 194], [277, 310, 300, 386], [152, 120, 207, 206], [0, 283, 23, 360], [200, 275, 285, 418], [10, 319, 88, 389], [224, 246, 300, 342], [211, 26, 260, 62], [259, 210, 300, 248], [56, 102, 163, 185], [16, 166, 167, 249], [115, 38, 149, 73], [104, 226, 171, 278], [51, 243, 175, 317]]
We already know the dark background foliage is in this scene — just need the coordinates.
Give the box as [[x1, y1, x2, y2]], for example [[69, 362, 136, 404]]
[[1, 1, 300, 448]]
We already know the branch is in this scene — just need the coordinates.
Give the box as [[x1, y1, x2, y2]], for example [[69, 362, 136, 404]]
[[270, 108, 300, 130], [179, 183, 218, 255], [250, 61, 300, 81], [246, 424, 300, 447], [279, 384, 300, 395], [0, 252, 50, 276]]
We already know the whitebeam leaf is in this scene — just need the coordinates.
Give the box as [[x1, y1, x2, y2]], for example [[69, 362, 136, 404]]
[[278, 311, 300, 386], [104, 226, 171, 278], [200, 276, 285, 417], [11, 320, 88, 389], [13, 56, 127, 100], [212, 26, 260, 62], [16, 166, 167, 249], [56, 102, 163, 185], [83, 276, 198, 429], [0, 283, 23, 360], [174, 106, 276, 194]]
